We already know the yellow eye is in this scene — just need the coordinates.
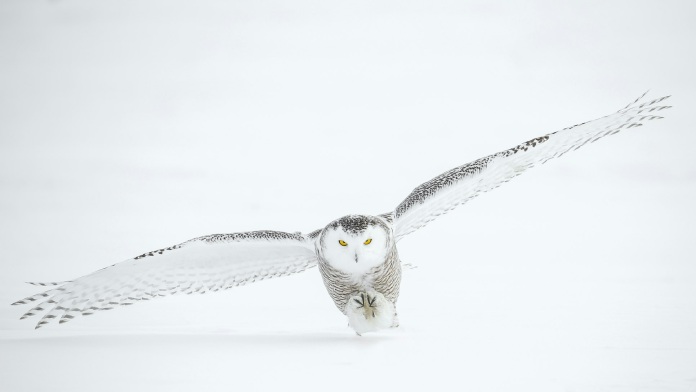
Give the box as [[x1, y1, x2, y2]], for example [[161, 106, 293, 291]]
[[338, 240, 348, 246], [364, 238, 372, 245]]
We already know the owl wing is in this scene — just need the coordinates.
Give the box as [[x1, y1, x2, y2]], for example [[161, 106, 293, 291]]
[[12, 230, 318, 329], [390, 93, 671, 241]]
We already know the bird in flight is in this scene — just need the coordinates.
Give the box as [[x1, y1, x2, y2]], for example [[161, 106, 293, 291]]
[[13, 92, 671, 334]]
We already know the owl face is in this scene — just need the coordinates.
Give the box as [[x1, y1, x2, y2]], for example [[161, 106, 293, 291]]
[[319, 215, 393, 275]]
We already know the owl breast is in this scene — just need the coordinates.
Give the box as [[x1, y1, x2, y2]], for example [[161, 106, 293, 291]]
[[318, 244, 402, 314]]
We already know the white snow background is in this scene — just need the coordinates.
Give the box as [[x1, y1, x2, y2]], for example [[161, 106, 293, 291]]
[[1, 1, 695, 391]]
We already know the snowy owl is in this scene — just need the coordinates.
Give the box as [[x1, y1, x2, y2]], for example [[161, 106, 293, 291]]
[[13, 93, 671, 334]]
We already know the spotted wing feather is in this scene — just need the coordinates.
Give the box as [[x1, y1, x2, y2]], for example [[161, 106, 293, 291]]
[[392, 93, 671, 241], [12, 230, 318, 329]]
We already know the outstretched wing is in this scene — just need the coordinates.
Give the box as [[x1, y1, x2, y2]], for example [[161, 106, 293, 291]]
[[12, 230, 318, 329], [391, 93, 671, 241]]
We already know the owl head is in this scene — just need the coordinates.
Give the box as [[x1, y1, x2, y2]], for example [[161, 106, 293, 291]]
[[318, 214, 394, 274]]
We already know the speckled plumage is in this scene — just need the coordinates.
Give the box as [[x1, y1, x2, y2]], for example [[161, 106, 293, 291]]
[[317, 216, 401, 313], [13, 93, 671, 333], [391, 92, 670, 240]]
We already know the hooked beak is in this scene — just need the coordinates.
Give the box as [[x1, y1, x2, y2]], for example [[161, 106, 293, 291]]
[[354, 253, 358, 263]]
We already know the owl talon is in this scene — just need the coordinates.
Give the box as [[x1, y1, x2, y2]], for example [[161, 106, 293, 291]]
[[348, 292, 381, 319], [352, 293, 378, 313], [367, 294, 377, 307], [346, 291, 396, 334], [353, 293, 365, 308]]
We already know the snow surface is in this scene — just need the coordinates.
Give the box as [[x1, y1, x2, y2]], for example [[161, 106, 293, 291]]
[[1, 1, 695, 391]]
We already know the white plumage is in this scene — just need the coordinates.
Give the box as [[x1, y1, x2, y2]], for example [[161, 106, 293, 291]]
[[13, 92, 671, 334], [14, 233, 318, 328]]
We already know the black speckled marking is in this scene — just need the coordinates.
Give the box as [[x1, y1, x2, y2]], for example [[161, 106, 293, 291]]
[[378, 212, 394, 224], [134, 245, 182, 260], [318, 235, 401, 314], [394, 134, 553, 218], [307, 229, 323, 240], [133, 231, 308, 261], [393, 93, 671, 225], [501, 135, 551, 156], [318, 215, 392, 254], [194, 230, 306, 243], [325, 215, 390, 235]]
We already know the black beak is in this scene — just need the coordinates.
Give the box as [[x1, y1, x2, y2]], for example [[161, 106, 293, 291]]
[[354, 253, 358, 263]]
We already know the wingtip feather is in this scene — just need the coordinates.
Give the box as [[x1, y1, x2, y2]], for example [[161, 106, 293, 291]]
[[623, 90, 649, 109]]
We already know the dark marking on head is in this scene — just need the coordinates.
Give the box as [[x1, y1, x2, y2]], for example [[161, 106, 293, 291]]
[[319, 214, 392, 252], [326, 215, 390, 235]]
